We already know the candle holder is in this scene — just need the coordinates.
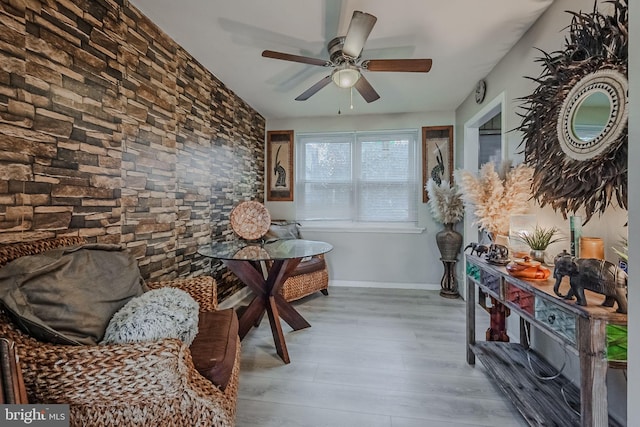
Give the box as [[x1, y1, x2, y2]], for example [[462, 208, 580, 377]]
[[579, 237, 604, 260]]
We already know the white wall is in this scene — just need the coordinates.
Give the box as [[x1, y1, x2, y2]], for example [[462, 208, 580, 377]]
[[264, 0, 636, 419], [267, 111, 455, 287], [455, 0, 629, 422]]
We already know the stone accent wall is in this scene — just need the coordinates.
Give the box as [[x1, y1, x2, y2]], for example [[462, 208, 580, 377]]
[[0, 0, 265, 299]]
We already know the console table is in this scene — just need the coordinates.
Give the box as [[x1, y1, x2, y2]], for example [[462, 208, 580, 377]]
[[465, 254, 627, 427]]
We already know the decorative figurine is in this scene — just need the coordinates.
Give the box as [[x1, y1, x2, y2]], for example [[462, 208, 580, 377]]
[[486, 244, 510, 265], [553, 251, 628, 314], [464, 242, 489, 257]]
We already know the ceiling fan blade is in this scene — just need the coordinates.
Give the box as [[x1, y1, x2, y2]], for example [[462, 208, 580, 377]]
[[364, 59, 432, 73], [342, 11, 377, 58], [354, 75, 380, 103], [262, 50, 329, 67], [295, 76, 332, 101]]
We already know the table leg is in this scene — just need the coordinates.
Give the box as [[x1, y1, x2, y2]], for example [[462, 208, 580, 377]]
[[520, 318, 530, 349], [224, 257, 310, 364], [275, 294, 311, 330], [578, 316, 608, 427], [266, 295, 289, 363], [466, 276, 476, 365], [237, 296, 266, 339], [265, 259, 310, 331]]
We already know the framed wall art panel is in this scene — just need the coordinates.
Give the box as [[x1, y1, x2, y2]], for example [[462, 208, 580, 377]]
[[267, 130, 294, 201], [422, 125, 454, 203]]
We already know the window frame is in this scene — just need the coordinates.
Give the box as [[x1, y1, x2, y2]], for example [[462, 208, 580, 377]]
[[295, 129, 420, 225]]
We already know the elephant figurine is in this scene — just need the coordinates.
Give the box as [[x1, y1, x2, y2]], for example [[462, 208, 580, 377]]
[[488, 244, 509, 260], [553, 251, 628, 313], [464, 242, 489, 257], [486, 244, 510, 265]]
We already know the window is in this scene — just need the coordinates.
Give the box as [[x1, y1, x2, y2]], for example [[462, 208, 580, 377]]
[[296, 130, 419, 223]]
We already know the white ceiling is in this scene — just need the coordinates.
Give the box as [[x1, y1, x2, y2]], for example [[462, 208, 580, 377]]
[[130, 0, 554, 120]]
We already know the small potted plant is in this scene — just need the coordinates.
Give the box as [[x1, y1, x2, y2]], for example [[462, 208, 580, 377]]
[[516, 225, 565, 263]]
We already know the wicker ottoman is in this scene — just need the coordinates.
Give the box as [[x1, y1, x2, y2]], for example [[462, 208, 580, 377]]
[[280, 254, 329, 302], [265, 221, 330, 302]]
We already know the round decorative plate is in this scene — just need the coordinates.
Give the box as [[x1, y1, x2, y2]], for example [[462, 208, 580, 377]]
[[230, 201, 271, 240]]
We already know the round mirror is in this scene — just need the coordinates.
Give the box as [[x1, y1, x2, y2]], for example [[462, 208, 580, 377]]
[[557, 69, 628, 161], [571, 91, 611, 142]]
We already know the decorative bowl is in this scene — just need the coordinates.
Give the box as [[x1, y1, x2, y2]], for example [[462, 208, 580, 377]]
[[506, 257, 550, 280]]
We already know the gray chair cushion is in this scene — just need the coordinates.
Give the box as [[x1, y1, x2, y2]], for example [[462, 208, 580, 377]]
[[265, 221, 302, 240]]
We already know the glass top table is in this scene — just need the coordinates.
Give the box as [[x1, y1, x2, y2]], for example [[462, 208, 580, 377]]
[[198, 239, 332, 363], [198, 239, 333, 262]]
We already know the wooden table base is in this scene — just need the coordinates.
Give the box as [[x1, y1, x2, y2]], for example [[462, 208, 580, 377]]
[[223, 258, 311, 363]]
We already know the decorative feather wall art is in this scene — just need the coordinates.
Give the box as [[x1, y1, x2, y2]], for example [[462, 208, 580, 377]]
[[516, 0, 628, 223]]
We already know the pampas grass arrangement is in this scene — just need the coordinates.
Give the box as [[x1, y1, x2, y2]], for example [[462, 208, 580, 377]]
[[455, 161, 534, 237], [426, 179, 465, 224]]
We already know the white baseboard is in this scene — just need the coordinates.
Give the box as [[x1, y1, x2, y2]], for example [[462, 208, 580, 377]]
[[220, 280, 440, 309], [329, 280, 440, 291]]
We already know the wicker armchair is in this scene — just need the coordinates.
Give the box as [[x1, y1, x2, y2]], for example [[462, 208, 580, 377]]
[[0, 237, 239, 427]]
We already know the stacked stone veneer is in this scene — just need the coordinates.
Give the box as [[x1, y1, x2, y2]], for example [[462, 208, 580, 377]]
[[0, 0, 265, 299]]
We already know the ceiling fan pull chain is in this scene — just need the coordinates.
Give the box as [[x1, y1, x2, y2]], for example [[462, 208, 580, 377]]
[[350, 87, 354, 110]]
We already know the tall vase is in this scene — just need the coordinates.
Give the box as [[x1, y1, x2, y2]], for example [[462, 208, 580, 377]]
[[436, 223, 463, 298]]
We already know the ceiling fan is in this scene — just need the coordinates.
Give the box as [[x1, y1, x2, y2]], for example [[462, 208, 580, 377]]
[[262, 11, 432, 103]]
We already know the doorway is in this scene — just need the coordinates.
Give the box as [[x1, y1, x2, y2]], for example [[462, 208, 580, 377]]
[[461, 93, 506, 299], [478, 113, 502, 168]]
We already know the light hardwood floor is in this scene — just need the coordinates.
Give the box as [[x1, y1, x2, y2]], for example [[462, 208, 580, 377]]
[[236, 287, 528, 427]]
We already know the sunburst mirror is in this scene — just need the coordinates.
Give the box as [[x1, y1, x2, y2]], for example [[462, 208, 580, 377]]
[[517, 0, 628, 223]]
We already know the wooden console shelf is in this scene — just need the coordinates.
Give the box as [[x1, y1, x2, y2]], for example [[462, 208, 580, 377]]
[[466, 255, 627, 427], [472, 342, 581, 426]]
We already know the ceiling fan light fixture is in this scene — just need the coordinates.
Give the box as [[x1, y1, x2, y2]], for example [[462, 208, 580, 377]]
[[331, 65, 360, 88]]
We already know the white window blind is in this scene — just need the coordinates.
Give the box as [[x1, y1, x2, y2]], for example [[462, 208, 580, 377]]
[[296, 130, 418, 223]]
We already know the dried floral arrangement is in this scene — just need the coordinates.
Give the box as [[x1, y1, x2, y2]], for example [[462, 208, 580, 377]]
[[455, 162, 533, 237], [425, 179, 464, 224], [515, 0, 628, 223]]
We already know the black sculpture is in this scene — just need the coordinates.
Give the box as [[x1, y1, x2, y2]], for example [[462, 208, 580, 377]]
[[553, 251, 628, 314], [486, 244, 509, 265], [274, 145, 286, 187], [430, 143, 445, 185], [464, 242, 489, 257]]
